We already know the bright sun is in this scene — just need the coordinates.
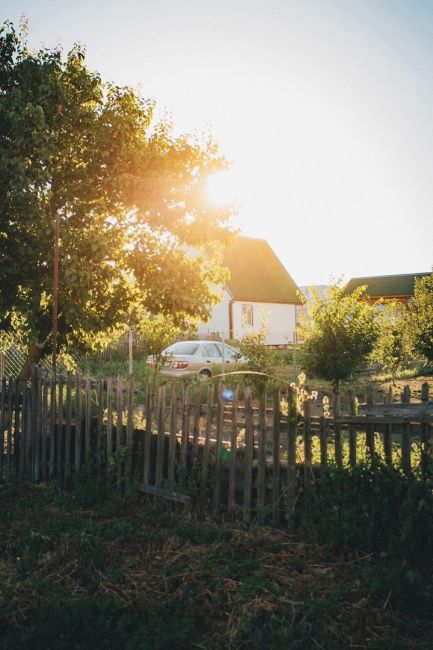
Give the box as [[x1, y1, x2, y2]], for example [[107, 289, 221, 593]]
[[206, 170, 238, 206]]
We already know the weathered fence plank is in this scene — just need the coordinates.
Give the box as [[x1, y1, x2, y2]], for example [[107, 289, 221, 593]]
[[243, 383, 254, 524], [272, 387, 281, 525]]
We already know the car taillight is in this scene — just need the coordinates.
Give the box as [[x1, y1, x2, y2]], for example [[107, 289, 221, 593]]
[[171, 360, 189, 369]]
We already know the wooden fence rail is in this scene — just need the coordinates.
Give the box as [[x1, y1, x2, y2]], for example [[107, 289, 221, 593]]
[[0, 370, 432, 522]]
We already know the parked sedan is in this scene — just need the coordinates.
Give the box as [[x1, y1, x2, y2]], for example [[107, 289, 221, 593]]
[[147, 340, 243, 380]]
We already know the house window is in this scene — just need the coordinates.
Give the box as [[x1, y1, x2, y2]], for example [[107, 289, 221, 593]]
[[242, 304, 253, 327]]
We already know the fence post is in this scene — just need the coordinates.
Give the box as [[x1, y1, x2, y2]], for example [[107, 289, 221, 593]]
[[105, 376, 113, 473], [383, 386, 393, 466], [180, 382, 190, 474], [272, 386, 281, 525], [0, 376, 6, 481], [64, 372, 72, 484], [256, 383, 267, 521], [155, 383, 166, 487], [125, 376, 134, 484], [401, 385, 411, 475], [228, 384, 239, 516], [243, 382, 253, 525], [212, 382, 224, 518], [366, 383, 375, 460], [332, 391, 342, 466], [348, 390, 356, 467], [421, 382, 431, 476], [303, 396, 312, 510], [168, 381, 177, 485], [143, 378, 153, 486], [201, 383, 214, 492], [286, 386, 297, 525]]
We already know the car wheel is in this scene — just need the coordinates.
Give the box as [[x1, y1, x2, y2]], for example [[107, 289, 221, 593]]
[[198, 369, 211, 381]]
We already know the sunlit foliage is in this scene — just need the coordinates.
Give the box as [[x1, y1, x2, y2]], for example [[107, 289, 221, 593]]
[[0, 22, 233, 374]]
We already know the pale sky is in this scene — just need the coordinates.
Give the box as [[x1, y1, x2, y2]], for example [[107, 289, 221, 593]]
[[2, 0, 433, 285]]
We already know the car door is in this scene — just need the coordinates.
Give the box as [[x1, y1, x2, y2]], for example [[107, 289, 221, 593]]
[[201, 343, 222, 370]]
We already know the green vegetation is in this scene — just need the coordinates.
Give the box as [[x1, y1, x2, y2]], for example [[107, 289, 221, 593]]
[[369, 301, 412, 382], [0, 21, 232, 376], [1, 467, 433, 648], [407, 271, 433, 364], [300, 283, 379, 391]]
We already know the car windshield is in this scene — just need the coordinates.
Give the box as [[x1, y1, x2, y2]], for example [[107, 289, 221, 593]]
[[164, 342, 199, 355]]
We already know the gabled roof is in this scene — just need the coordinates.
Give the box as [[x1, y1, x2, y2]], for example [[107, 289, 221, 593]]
[[223, 236, 301, 303], [345, 272, 431, 298]]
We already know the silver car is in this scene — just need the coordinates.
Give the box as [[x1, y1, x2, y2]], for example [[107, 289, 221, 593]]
[[147, 340, 242, 380]]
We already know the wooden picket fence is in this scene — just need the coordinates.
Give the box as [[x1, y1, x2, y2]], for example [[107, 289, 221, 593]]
[[0, 368, 432, 523]]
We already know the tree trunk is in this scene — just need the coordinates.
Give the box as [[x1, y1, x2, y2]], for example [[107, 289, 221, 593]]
[[19, 339, 50, 380]]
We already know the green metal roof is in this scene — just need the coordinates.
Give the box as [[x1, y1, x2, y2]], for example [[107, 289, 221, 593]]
[[345, 272, 431, 298], [223, 236, 301, 303]]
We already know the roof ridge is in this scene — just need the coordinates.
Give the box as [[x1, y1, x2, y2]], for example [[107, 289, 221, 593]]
[[349, 271, 430, 281]]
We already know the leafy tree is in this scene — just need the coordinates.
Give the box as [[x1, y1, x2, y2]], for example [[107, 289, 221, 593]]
[[370, 302, 412, 383], [0, 22, 232, 377], [407, 272, 433, 364], [138, 314, 181, 381], [237, 322, 273, 379], [300, 283, 379, 391]]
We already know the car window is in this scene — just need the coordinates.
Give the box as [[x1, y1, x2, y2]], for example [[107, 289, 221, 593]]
[[165, 342, 199, 355], [202, 343, 222, 358], [223, 346, 239, 360]]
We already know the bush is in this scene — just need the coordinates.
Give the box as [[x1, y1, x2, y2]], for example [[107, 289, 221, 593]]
[[303, 462, 433, 613]]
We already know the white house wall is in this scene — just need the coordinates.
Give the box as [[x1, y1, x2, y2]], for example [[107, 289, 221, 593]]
[[197, 287, 231, 339], [232, 301, 297, 345]]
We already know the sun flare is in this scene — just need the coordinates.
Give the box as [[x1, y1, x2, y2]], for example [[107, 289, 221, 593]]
[[206, 170, 238, 206]]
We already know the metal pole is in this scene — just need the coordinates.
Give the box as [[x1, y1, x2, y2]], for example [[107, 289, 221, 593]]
[[52, 210, 60, 376]]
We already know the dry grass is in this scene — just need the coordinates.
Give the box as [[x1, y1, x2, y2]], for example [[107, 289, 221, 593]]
[[1, 482, 432, 649]]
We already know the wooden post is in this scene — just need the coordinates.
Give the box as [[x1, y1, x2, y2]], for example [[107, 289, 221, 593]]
[[96, 379, 103, 469], [155, 383, 166, 487], [256, 383, 267, 520], [192, 383, 201, 464], [40, 377, 48, 481], [420, 382, 431, 476], [383, 386, 393, 466], [13, 379, 21, 479], [168, 382, 177, 485], [48, 377, 56, 478], [243, 382, 254, 525], [64, 372, 72, 483], [401, 385, 411, 475], [85, 378, 92, 464], [366, 383, 375, 460], [286, 386, 297, 524], [20, 383, 28, 478], [75, 372, 82, 473], [201, 383, 214, 491], [228, 384, 239, 515], [272, 387, 281, 525], [319, 415, 328, 475], [33, 368, 42, 482], [212, 382, 224, 518], [348, 390, 356, 467], [57, 375, 64, 482], [116, 376, 123, 486], [332, 391, 342, 466], [125, 376, 134, 484], [106, 376, 113, 471], [0, 377, 5, 481], [180, 382, 190, 473], [4, 380, 12, 481], [143, 378, 153, 485], [303, 396, 312, 509]]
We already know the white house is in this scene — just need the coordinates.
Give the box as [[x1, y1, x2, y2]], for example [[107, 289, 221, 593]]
[[197, 236, 302, 346]]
